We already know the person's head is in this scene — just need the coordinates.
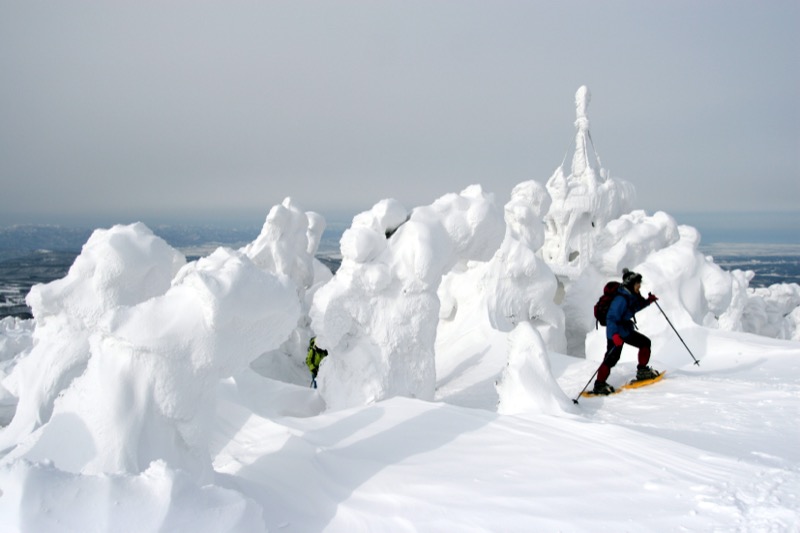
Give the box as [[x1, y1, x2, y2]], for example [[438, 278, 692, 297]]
[[622, 268, 643, 293]]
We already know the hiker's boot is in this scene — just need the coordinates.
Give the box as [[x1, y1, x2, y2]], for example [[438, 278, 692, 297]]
[[636, 366, 660, 381], [592, 381, 615, 395]]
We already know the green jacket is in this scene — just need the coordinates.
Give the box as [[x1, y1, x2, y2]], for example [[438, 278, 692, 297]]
[[306, 337, 328, 377]]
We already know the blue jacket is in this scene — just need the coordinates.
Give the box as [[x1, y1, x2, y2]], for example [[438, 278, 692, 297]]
[[606, 286, 650, 340]]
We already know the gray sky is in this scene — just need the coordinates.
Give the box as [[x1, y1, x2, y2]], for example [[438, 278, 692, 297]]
[[1, 1, 798, 229]]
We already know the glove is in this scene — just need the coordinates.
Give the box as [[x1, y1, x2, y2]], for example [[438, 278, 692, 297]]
[[612, 334, 624, 347], [647, 292, 658, 304]]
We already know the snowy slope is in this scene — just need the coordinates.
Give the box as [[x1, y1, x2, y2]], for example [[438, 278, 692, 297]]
[[204, 334, 800, 532]]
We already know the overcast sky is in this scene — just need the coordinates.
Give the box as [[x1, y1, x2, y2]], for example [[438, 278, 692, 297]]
[[1, 1, 798, 230]]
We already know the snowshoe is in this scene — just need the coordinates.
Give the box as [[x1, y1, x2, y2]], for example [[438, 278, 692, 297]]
[[592, 382, 616, 396], [635, 366, 660, 382], [580, 372, 666, 400]]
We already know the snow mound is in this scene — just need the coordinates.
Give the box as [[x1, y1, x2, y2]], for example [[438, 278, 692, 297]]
[[496, 322, 576, 415]]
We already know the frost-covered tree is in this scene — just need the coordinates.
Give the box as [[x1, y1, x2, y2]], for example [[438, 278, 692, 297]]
[[310, 186, 504, 410], [242, 197, 333, 384]]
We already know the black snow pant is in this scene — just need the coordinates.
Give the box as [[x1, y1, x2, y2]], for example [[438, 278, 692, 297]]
[[596, 330, 651, 384]]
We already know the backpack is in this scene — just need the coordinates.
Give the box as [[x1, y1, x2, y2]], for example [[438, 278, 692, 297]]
[[593, 281, 621, 327]]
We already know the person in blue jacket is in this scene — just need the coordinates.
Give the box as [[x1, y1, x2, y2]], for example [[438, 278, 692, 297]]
[[593, 269, 660, 395]]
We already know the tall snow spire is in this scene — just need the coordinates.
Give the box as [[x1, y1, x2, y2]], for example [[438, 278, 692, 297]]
[[571, 85, 594, 178], [542, 86, 635, 281]]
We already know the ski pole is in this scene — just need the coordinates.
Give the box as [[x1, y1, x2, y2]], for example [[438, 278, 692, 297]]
[[654, 301, 700, 366], [572, 345, 616, 404], [572, 367, 599, 405]]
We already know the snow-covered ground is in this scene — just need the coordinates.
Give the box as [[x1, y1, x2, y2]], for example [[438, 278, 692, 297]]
[[210, 339, 800, 533], [1, 87, 799, 532], [3, 324, 796, 532]]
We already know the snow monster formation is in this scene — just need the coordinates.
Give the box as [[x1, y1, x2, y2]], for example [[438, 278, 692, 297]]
[[310, 186, 505, 410], [242, 197, 333, 385], [0, 224, 301, 482], [542, 85, 635, 279]]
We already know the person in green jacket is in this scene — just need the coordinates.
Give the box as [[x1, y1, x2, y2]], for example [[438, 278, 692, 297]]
[[306, 337, 328, 388]]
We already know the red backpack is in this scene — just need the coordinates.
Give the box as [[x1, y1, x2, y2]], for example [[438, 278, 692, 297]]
[[593, 281, 621, 327]]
